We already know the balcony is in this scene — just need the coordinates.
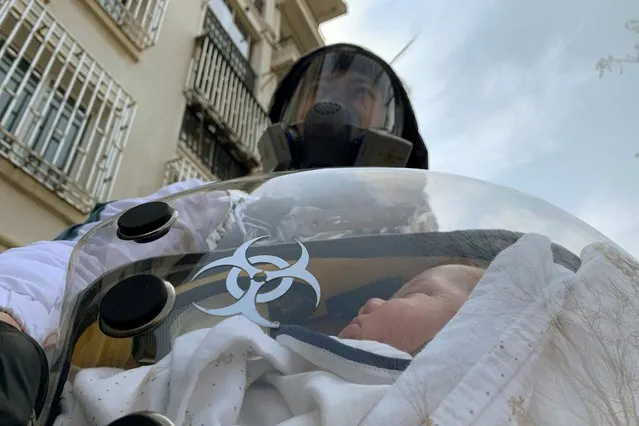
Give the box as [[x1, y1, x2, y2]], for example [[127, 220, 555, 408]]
[[172, 105, 250, 183], [211, 0, 277, 51], [306, 0, 347, 24], [202, 6, 255, 89], [276, 0, 321, 51], [0, 0, 136, 213], [277, 0, 347, 51], [207, 0, 252, 60], [272, 37, 301, 76], [87, 0, 169, 51], [185, 8, 269, 168], [164, 147, 216, 186]]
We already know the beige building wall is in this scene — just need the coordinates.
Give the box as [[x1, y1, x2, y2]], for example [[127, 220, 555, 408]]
[[0, 158, 77, 245], [0, 0, 347, 248]]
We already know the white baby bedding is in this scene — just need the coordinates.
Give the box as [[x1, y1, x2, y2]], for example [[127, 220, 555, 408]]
[[55, 234, 639, 426]]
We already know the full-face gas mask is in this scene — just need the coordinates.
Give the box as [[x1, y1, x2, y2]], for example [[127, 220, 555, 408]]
[[260, 44, 429, 171]]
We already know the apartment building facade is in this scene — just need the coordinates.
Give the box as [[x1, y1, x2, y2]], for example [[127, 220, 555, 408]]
[[0, 0, 347, 250]]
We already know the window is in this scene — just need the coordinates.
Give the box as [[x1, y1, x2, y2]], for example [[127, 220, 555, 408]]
[[0, 54, 87, 171], [188, 17, 270, 159], [213, 139, 247, 180], [208, 0, 251, 59], [0, 57, 37, 139], [179, 107, 249, 181], [32, 89, 88, 170], [94, 0, 169, 50], [0, 0, 137, 212]]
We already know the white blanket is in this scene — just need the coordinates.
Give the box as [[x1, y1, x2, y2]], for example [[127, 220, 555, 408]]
[[55, 234, 639, 425]]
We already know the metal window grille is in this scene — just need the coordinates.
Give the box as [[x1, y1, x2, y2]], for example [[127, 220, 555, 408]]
[[94, 0, 169, 50], [0, 0, 137, 212], [164, 148, 217, 185], [175, 106, 248, 182]]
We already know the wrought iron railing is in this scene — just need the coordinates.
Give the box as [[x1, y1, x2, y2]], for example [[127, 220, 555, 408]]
[[202, 8, 256, 90], [164, 148, 217, 185], [185, 20, 269, 167], [94, 0, 169, 50], [0, 0, 136, 212], [175, 106, 249, 182]]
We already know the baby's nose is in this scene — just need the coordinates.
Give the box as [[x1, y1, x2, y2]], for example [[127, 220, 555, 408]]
[[359, 298, 385, 315]]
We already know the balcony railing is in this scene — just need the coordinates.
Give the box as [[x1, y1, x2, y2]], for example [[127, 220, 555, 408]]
[[92, 0, 169, 50], [175, 105, 250, 182], [207, 0, 251, 60], [164, 147, 216, 185], [185, 13, 269, 167], [0, 0, 136, 213], [202, 7, 255, 90]]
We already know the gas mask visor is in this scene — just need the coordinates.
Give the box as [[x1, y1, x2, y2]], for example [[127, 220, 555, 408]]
[[260, 47, 411, 171]]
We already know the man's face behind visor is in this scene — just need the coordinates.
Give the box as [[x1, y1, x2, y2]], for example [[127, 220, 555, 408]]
[[299, 72, 387, 129], [280, 49, 401, 134]]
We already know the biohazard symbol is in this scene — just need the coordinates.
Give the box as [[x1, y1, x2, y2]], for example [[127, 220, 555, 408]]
[[191, 236, 321, 328]]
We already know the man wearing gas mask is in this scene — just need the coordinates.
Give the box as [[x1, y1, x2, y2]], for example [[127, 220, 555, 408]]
[[259, 43, 428, 171], [0, 43, 440, 425], [0, 43, 588, 426], [220, 43, 435, 247]]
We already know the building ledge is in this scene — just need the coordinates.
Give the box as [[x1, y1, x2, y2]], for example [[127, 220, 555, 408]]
[[272, 37, 301, 74], [307, 0, 347, 24], [0, 233, 19, 251], [0, 156, 84, 226], [276, 0, 323, 51]]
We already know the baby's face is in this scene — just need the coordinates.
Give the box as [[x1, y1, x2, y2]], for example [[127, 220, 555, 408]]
[[338, 265, 484, 354]]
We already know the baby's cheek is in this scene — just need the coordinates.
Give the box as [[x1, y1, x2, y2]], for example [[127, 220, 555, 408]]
[[360, 307, 416, 351], [394, 300, 458, 352]]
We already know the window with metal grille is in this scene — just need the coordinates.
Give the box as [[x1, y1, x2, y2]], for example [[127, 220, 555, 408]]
[[0, 53, 89, 172], [207, 0, 253, 68], [179, 106, 249, 181], [94, 0, 168, 50], [0, 0, 137, 212], [186, 21, 269, 165]]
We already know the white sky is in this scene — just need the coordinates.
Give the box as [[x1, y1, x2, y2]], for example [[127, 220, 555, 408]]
[[321, 0, 639, 257]]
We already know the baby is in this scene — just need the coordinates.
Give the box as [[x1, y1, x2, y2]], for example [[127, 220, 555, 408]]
[[339, 264, 485, 354]]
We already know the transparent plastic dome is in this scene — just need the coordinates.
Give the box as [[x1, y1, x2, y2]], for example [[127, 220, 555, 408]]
[[40, 168, 617, 424]]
